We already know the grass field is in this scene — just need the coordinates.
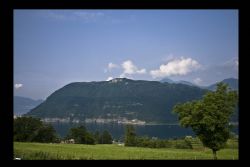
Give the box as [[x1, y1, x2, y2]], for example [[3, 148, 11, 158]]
[[14, 142, 238, 160]]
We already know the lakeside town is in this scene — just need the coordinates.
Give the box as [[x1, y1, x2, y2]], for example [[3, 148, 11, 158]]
[[40, 117, 146, 125]]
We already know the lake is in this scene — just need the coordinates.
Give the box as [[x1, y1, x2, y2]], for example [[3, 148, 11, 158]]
[[51, 122, 239, 140]]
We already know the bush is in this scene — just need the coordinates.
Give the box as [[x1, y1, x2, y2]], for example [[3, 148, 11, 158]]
[[184, 137, 193, 149], [175, 140, 192, 149], [225, 139, 238, 149], [155, 140, 166, 148], [133, 137, 173, 149], [164, 140, 172, 148]]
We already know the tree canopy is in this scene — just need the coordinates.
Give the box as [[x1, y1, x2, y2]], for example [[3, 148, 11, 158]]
[[99, 130, 113, 144], [124, 125, 137, 146], [14, 117, 58, 143], [65, 126, 95, 144], [173, 83, 238, 159]]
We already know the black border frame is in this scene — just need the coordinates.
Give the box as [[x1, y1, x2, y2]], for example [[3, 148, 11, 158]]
[[1, 0, 241, 161]]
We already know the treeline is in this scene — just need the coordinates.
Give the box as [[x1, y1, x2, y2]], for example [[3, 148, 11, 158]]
[[14, 117, 59, 143], [124, 125, 238, 149], [13, 117, 193, 148], [14, 117, 112, 144], [14, 117, 237, 149], [124, 125, 193, 149], [135, 137, 193, 149], [64, 126, 112, 144]]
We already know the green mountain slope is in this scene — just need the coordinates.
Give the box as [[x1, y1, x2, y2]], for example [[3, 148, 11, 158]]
[[26, 78, 207, 123]]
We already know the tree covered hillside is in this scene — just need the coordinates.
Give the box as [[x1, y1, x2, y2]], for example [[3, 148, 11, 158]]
[[26, 78, 207, 123]]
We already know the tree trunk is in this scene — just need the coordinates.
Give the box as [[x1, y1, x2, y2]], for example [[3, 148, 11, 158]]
[[213, 150, 217, 160]]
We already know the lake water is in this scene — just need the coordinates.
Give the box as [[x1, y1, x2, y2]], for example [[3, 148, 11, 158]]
[[51, 122, 239, 140]]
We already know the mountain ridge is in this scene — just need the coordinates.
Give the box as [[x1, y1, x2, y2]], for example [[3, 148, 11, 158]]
[[25, 77, 238, 123], [206, 78, 238, 91], [26, 78, 207, 123], [160, 77, 238, 90], [14, 96, 44, 116]]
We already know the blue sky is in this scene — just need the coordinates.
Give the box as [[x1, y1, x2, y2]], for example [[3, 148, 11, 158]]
[[14, 10, 238, 100]]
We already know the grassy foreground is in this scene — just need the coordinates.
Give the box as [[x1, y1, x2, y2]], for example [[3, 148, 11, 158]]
[[14, 142, 238, 160]]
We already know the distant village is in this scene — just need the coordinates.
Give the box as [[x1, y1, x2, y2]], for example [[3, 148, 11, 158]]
[[41, 117, 146, 125]]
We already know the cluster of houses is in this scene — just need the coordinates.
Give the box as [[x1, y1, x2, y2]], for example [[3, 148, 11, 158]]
[[59, 139, 125, 146], [60, 139, 75, 144], [40, 117, 146, 125]]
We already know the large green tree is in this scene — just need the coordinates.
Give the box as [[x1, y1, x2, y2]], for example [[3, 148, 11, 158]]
[[173, 83, 238, 159]]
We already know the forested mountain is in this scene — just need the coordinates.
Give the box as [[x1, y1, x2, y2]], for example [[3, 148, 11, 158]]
[[26, 78, 207, 123]]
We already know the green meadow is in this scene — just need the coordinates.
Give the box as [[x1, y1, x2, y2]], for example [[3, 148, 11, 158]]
[[14, 142, 238, 160]]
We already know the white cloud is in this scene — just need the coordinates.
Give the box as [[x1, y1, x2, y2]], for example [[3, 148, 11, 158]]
[[119, 73, 125, 78], [106, 77, 113, 81], [14, 83, 23, 90], [150, 57, 201, 78], [120, 60, 146, 77], [104, 62, 119, 73], [193, 78, 202, 85], [137, 69, 146, 74], [122, 60, 136, 74], [108, 62, 119, 70], [119, 74, 134, 79]]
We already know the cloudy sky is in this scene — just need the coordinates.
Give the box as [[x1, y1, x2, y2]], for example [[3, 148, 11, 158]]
[[14, 10, 238, 100]]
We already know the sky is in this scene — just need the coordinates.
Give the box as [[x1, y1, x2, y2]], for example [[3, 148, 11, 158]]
[[14, 10, 238, 100]]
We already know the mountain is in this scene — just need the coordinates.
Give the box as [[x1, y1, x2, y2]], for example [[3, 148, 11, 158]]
[[160, 78, 197, 87], [160, 78, 174, 83], [14, 96, 44, 116], [25, 78, 207, 123], [176, 80, 197, 87], [207, 78, 238, 91]]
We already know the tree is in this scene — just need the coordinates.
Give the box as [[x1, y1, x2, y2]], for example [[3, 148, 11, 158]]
[[173, 83, 238, 159], [99, 130, 112, 144], [14, 117, 57, 143], [124, 125, 137, 146], [30, 124, 58, 143], [14, 117, 42, 141], [94, 131, 100, 144], [66, 126, 95, 144]]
